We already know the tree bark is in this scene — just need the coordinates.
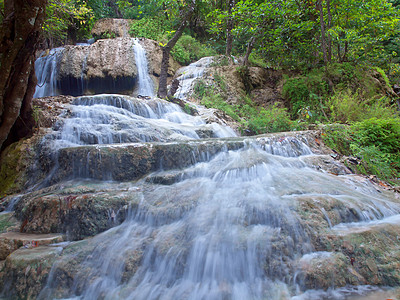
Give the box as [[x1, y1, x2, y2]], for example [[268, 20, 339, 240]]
[[316, 0, 328, 66], [242, 36, 256, 67], [326, 0, 332, 62], [158, 0, 196, 99], [0, 0, 47, 151], [225, 0, 235, 61]]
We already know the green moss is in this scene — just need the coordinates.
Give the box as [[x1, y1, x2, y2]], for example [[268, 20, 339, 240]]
[[0, 142, 24, 196]]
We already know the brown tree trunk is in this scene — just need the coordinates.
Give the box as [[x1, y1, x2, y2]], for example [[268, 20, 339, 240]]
[[225, 0, 235, 61], [242, 36, 256, 67], [317, 0, 328, 66], [0, 0, 47, 151], [326, 0, 332, 62], [158, 0, 196, 99]]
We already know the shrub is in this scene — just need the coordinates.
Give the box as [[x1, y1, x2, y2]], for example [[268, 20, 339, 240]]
[[129, 17, 169, 40], [352, 118, 400, 154]]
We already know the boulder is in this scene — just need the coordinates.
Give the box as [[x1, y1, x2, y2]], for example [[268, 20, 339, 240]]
[[14, 181, 139, 240], [0, 246, 63, 300], [140, 38, 181, 81], [0, 232, 63, 260], [56, 37, 180, 96], [58, 38, 138, 95], [296, 192, 400, 288]]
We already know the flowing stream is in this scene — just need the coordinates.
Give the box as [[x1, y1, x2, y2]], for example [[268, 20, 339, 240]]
[[7, 39, 400, 300]]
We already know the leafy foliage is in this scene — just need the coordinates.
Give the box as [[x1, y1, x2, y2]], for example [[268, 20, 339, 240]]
[[129, 17, 214, 65], [43, 0, 95, 43], [129, 16, 170, 40]]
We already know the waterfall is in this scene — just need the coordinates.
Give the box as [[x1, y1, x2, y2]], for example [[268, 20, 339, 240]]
[[34, 47, 64, 98], [174, 57, 214, 99], [3, 51, 400, 300], [133, 39, 155, 97]]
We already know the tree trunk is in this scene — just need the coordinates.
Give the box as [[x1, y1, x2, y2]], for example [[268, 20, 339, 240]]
[[158, 0, 196, 99], [242, 36, 256, 67], [326, 0, 332, 62], [225, 0, 235, 61], [0, 0, 47, 151], [317, 0, 328, 66]]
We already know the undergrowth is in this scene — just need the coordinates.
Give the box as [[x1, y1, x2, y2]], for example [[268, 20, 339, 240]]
[[282, 63, 398, 123], [194, 75, 298, 134], [323, 118, 400, 185]]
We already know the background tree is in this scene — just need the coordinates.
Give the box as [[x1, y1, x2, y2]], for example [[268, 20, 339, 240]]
[[158, 0, 196, 98]]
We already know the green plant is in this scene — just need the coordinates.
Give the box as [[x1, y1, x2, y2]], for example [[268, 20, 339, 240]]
[[32, 105, 42, 128], [248, 52, 267, 68], [282, 76, 310, 119], [328, 90, 397, 124], [352, 118, 400, 154]]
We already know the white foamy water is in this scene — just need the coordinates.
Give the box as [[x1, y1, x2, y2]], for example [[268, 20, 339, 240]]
[[174, 57, 214, 100], [45, 94, 235, 150]]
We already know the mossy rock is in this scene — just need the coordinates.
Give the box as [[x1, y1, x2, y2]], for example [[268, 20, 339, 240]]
[[0, 135, 42, 196]]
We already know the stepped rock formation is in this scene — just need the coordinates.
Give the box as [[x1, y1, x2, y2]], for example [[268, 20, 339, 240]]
[[1, 40, 400, 299]]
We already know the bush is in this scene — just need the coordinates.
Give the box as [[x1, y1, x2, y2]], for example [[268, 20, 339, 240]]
[[171, 35, 216, 65], [322, 118, 400, 184], [195, 75, 295, 134], [247, 105, 293, 134], [352, 118, 400, 154], [282, 63, 396, 123]]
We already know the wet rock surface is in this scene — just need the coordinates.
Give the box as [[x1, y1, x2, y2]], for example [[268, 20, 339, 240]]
[[13, 181, 139, 240]]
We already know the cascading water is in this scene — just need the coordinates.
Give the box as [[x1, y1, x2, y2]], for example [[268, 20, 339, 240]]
[[3, 39, 400, 300], [37, 138, 400, 300], [45, 94, 235, 150], [133, 39, 155, 97], [34, 47, 64, 98], [174, 57, 214, 100]]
